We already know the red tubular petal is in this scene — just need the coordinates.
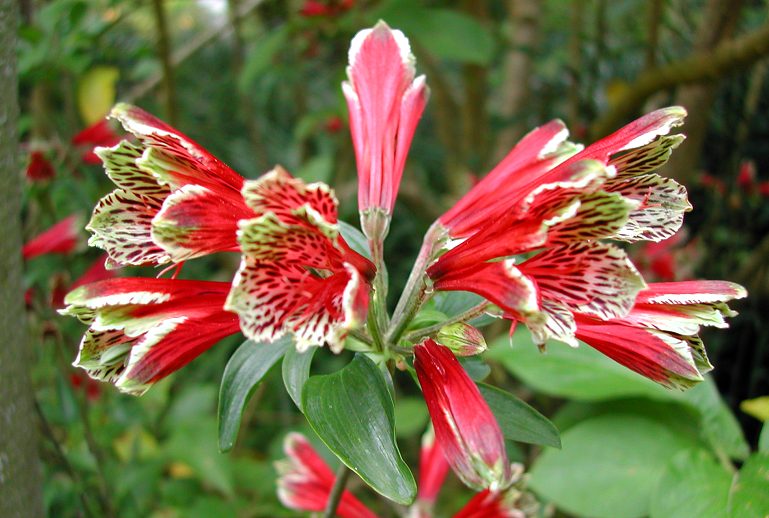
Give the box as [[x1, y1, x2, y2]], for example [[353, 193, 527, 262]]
[[277, 433, 377, 518], [575, 318, 701, 388], [414, 339, 512, 491], [344, 22, 427, 214], [417, 427, 451, 503]]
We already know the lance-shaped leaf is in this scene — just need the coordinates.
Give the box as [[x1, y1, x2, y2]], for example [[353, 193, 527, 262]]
[[282, 346, 316, 411], [302, 354, 416, 504], [477, 383, 561, 448], [218, 337, 292, 452]]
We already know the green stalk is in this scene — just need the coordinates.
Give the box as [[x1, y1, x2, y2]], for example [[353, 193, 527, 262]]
[[386, 222, 445, 347], [403, 302, 490, 343]]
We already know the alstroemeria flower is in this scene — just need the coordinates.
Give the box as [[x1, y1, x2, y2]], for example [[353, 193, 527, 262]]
[[439, 107, 690, 243], [276, 432, 377, 518], [87, 103, 253, 268], [575, 280, 747, 389], [425, 108, 730, 378], [72, 119, 123, 164], [23, 214, 81, 260], [61, 278, 240, 395], [225, 167, 374, 352], [343, 21, 429, 237], [414, 338, 513, 491]]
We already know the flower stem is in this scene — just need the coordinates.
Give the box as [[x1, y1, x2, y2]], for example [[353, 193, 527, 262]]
[[386, 222, 444, 346], [403, 302, 490, 343], [323, 464, 352, 518]]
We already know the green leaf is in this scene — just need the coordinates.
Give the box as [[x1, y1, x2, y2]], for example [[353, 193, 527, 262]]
[[338, 220, 372, 260], [302, 354, 416, 504], [238, 26, 289, 92], [459, 356, 490, 381], [759, 423, 769, 453], [432, 291, 485, 318], [218, 338, 292, 452], [376, 3, 495, 64], [282, 346, 316, 411], [729, 453, 769, 517], [478, 383, 561, 448], [167, 418, 235, 497], [530, 414, 702, 518], [296, 153, 333, 184], [682, 378, 749, 460], [650, 449, 732, 518], [740, 396, 769, 422], [488, 331, 676, 402], [394, 397, 429, 438]]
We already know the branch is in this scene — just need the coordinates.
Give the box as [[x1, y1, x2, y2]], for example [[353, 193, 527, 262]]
[[126, 0, 265, 103], [151, 0, 177, 124], [590, 21, 769, 139]]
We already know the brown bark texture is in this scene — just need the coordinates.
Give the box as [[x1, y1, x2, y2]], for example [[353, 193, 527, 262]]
[[0, 0, 44, 516]]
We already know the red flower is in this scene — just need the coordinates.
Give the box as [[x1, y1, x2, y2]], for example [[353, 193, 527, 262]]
[[575, 280, 746, 388], [299, 0, 330, 16], [61, 278, 241, 395], [421, 108, 740, 387], [225, 167, 373, 352], [26, 151, 55, 181], [276, 432, 377, 518], [414, 339, 513, 491], [23, 214, 81, 260], [759, 180, 769, 198], [453, 489, 529, 518], [737, 160, 756, 193], [87, 104, 253, 268], [343, 22, 429, 237], [415, 426, 451, 508], [72, 119, 122, 164]]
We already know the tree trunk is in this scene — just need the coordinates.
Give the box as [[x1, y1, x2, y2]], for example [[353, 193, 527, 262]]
[[0, 0, 44, 516]]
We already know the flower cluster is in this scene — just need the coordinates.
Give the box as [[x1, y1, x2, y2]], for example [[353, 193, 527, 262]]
[[62, 20, 746, 509]]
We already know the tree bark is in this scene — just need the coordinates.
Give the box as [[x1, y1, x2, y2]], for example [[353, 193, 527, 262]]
[[0, 1, 44, 516]]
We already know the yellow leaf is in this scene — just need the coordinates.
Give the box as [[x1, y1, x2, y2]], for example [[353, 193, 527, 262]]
[[740, 396, 769, 422], [112, 426, 159, 462], [77, 67, 119, 125]]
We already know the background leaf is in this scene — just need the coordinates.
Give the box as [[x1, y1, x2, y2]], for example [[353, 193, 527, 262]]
[[218, 338, 292, 452], [302, 354, 416, 504], [77, 66, 118, 124], [281, 346, 316, 411], [338, 220, 372, 260], [488, 332, 676, 401], [649, 449, 732, 518], [729, 453, 769, 517], [530, 414, 703, 518], [478, 383, 561, 448]]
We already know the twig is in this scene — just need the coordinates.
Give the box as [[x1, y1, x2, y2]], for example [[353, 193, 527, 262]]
[[323, 464, 352, 518], [150, 0, 177, 125], [33, 398, 97, 518], [590, 20, 769, 139], [126, 0, 265, 102]]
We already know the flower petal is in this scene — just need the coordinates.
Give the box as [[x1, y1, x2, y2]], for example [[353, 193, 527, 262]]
[[415, 339, 513, 491], [87, 188, 171, 268], [110, 103, 244, 193], [344, 21, 428, 214], [521, 242, 646, 320], [241, 166, 338, 225], [151, 184, 249, 262]]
